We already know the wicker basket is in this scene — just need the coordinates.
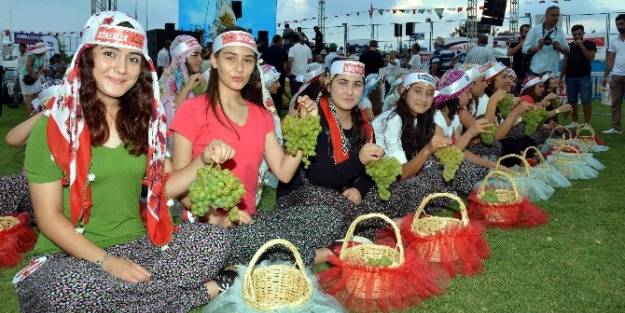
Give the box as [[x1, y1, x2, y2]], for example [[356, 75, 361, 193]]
[[494, 154, 531, 177], [476, 170, 521, 223], [546, 126, 572, 148], [410, 193, 469, 262], [575, 124, 596, 145], [341, 213, 404, 299], [242, 239, 313, 311], [0, 216, 20, 232], [522, 146, 546, 165]]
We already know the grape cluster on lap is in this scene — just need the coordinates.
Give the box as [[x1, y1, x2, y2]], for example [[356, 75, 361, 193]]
[[365, 157, 402, 201], [189, 165, 246, 221], [434, 146, 465, 182]]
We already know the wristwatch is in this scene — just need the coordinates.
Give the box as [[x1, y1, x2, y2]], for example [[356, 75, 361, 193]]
[[94, 254, 110, 268]]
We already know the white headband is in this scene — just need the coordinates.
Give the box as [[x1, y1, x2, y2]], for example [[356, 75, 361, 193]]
[[403, 72, 436, 89], [171, 37, 201, 59], [330, 60, 365, 77], [541, 72, 554, 83], [521, 77, 543, 93], [482, 61, 507, 81], [437, 73, 473, 96], [213, 30, 258, 55]]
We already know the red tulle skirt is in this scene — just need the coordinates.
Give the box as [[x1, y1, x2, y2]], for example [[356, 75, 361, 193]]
[[317, 251, 447, 313], [0, 213, 37, 268], [399, 215, 490, 277], [466, 192, 549, 228]]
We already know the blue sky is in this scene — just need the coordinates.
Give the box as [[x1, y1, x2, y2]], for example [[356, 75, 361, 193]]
[[1, 0, 623, 50]]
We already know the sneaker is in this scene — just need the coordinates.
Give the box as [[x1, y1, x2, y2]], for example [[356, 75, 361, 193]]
[[602, 128, 623, 134], [564, 121, 580, 129]]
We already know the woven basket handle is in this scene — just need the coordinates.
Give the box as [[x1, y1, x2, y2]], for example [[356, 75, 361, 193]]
[[495, 154, 530, 177], [413, 193, 469, 227], [340, 213, 404, 264], [575, 124, 595, 138], [554, 144, 582, 160], [479, 170, 520, 199], [522, 146, 545, 165], [243, 239, 310, 302], [549, 126, 572, 140], [0, 216, 19, 232]]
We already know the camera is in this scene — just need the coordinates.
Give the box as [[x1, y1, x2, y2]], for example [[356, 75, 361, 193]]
[[543, 30, 554, 46]]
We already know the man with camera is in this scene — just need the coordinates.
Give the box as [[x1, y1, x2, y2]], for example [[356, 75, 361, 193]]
[[523, 6, 569, 76], [561, 25, 596, 128]]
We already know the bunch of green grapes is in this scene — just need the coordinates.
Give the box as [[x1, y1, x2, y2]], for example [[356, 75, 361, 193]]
[[282, 115, 322, 168], [549, 97, 562, 109], [192, 79, 207, 96], [481, 188, 499, 203], [497, 94, 514, 117], [189, 165, 246, 222], [434, 146, 465, 182], [480, 123, 497, 145], [365, 157, 402, 201], [521, 108, 549, 135], [367, 256, 394, 267]]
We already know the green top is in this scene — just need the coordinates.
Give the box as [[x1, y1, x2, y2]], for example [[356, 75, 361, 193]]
[[25, 117, 147, 254], [20, 53, 45, 77]]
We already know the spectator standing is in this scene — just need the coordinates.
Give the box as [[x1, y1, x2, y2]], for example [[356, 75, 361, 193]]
[[359, 40, 385, 115], [408, 43, 422, 70], [296, 27, 309, 44], [430, 37, 457, 77], [602, 14, 625, 134], [324, 43, 339, 69], [561, 24, 596, 127], [465, 34, 495, 65], [522, 6, 569, 75], [282, 23, 296, 48], [157, 40, 171, 77], [507, 24, 531, 92], [314, 26, 324, 55], [262, 35, 289, 110], [287, 34, 313, 96]]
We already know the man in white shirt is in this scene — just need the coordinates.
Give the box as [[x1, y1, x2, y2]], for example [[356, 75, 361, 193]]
[[465, 34, 495, 65], [602, 14, 625, 134], [156, 40, 171, 78], [287, 35, 312, 96], [407, 43, 422, 71], [522, 6, 569, 75]]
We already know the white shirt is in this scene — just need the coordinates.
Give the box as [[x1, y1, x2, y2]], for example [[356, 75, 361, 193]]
[[157, 48, 170, 68], [608, 36, 625, 76], [385, 59, 401, 83], [408, 54, 422, 70], [464, 45, 495, 65], [288, 43, 313, 76], [472, 94, 490, 118], [372, 110, 410, 164], [522, 24, 567, 75], [324, 52, 338, 69], [434, 110, 461, 139]]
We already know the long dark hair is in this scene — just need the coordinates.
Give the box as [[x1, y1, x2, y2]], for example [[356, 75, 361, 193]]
[[521, 84, 542, 102], [323, 77, 370, 149], [441, 97, 461, 120], [394, 90, 435, 160], [205, 26, 264, 133], [78, 46, 152, 156]]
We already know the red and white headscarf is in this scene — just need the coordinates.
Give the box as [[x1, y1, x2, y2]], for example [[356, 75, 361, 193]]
[[43, 11, 173, 246]]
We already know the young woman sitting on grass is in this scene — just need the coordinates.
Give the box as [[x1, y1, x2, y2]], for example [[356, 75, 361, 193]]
[[14, 12, 238, 312]]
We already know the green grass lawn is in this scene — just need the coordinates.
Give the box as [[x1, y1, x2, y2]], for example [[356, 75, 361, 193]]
[[1, 103, 625, 312]]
